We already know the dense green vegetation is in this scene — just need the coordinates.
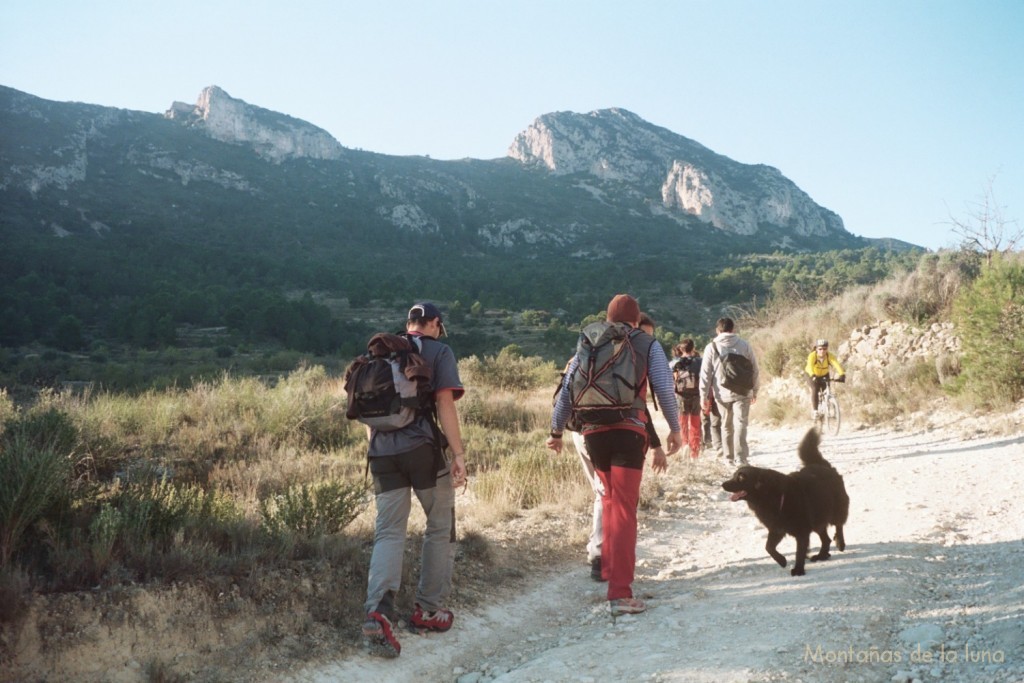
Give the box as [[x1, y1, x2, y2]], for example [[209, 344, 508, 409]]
[[2, 86, 897, 388], [0, 241, 924, 394], [952, 252, 1024, 404], [2, 86, 917, 393], [690, 247, 921, 304]]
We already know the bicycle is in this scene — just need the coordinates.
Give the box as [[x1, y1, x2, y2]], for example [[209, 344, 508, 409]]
[[814, 375, 841, 436]]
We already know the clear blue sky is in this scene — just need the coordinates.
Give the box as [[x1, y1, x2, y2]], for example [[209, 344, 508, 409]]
[[3, 1, 1021, 250]]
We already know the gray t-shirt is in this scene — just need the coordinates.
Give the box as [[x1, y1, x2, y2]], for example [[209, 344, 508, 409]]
[[367, 334, 464, 457]]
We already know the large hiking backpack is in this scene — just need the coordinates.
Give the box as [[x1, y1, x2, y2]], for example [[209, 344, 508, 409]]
[[344, 333, 433, 431], [569, 321, 653, 425], [674, 356, 701, 395], [712, 342, 755, 395]]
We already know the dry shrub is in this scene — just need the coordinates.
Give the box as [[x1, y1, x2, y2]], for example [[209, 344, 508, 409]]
[[2, 362, 593, 604], [0, 566, 30, 624], [844, 360, 939, 425], [0, 389, 15, 436], [459, 392, 548, 432], [748, 252, 972, 355], [760, 396, 807, 426], [458, 347, 559, 394], [935, 353, 961, 386], [472, 445, 590, 513], [760, 341, 791, 379]]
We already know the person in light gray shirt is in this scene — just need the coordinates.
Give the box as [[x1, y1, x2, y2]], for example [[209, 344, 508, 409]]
[[699, 317, 759, 465]]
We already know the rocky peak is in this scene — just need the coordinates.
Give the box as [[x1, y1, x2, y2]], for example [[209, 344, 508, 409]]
[[507, 108, 845, 238], [165, 86, 344, 163]]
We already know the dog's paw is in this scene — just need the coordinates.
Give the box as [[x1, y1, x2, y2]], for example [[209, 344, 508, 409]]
[[791, 566, 806, 577], [771, 555, 787, 568], [810, 552, 831, 562], [836, 540, 846, 551]]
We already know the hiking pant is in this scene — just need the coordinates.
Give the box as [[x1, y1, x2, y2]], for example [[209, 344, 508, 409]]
[[703, 401, 722, 453], [716, 398, 751, 464], [808, 375, 828, 410], [584, 430, 646, 601], [679, 393, 702, 457], [365, 442, 455, 617], [571, 431, 603, 562]]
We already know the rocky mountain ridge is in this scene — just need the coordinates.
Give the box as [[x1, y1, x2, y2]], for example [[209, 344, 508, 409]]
[[0, 83, 886, 347], [508, 108, 845, 238], [165, 86, 345, 163], [0, 84, 855, 248]]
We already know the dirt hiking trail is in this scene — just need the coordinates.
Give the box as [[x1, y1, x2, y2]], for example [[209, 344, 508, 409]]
[[287, 419, 1024, 683]]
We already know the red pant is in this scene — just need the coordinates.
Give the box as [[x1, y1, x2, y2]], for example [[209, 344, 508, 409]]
[[595, 466, 643, 600], [585, 430, 645, 601], [679, 412, 702, 457]]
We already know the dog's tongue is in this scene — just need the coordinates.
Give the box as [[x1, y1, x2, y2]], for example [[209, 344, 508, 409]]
[[730, 491, 747, 502]]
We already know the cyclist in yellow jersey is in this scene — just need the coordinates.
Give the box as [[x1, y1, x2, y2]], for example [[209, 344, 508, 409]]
[[805, 339, 846, 419]]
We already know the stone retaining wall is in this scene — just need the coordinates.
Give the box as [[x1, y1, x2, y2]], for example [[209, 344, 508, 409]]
[[837, 320, 961, 380]]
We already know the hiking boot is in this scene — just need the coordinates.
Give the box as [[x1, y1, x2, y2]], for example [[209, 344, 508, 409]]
[[363, 612, 401, 657], [410, 604, 454, 632], [590, 557, 606, 582], [609, 597, 647, 616]]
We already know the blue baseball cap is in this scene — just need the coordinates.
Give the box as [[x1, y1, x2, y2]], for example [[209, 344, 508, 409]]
[[408, 302, 447, 337]]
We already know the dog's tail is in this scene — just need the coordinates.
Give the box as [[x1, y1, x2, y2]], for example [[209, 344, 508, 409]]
[[798, 428, 825, 465]]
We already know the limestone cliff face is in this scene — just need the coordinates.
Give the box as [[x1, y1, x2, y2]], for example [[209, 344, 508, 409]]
[[165, 86, 344, 163], [508, 108, 844, 238], [2, 84, 861, 255]]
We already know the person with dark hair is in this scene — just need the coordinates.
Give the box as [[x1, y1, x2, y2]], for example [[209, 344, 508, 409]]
[[670, 338, 703, 459], [360, 302, 467, 658], [699, 317, 759, 465], [548, 295, 681, 616]]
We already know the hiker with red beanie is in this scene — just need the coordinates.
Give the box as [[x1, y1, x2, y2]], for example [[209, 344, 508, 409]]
[[547, 294, 682, 616]]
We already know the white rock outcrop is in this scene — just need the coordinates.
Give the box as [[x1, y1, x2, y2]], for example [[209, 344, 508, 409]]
[[509, 108, 844, 238], [165, 86, 344, 163]]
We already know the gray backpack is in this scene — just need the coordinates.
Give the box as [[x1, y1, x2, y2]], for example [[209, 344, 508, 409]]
[[569, 322, 653, 424]]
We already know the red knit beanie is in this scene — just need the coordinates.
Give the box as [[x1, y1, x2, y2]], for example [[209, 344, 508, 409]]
[[606, 294, 640, 324]]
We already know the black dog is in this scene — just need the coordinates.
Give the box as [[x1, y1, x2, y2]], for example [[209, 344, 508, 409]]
[[721, 429, 849, 576]]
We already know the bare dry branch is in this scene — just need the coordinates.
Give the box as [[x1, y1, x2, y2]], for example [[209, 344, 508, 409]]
[[946, 176, 1022, 264]]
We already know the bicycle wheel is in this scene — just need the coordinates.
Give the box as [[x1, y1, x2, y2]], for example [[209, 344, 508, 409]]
[[824, 395, 841, 436]]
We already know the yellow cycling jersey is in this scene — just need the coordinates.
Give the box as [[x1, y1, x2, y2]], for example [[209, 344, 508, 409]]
[[805, 350, 844, 377]]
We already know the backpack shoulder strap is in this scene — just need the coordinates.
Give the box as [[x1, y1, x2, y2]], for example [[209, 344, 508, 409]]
[[629, 328, 656, 410], [403, 332, 424, 354]]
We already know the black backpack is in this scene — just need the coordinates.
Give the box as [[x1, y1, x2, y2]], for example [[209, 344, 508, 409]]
[[569, 321, 653, 425], [712, 342, 755, 395], [344, 333, 433, 431], [674, 356, 701, 395]]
